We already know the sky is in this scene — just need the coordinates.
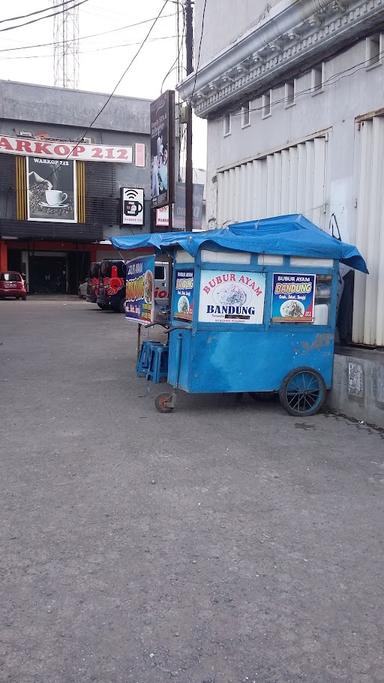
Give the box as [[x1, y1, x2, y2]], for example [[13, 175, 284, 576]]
[[0, 0, 207, 168]]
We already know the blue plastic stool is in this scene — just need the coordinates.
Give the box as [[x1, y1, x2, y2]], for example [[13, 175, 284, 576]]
[[146, 344, 169, 383], [136, 341, 162, 377]]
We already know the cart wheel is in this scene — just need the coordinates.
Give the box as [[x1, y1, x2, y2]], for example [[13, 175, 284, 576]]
[[155, 393, 174, 414], [279, 367, 326, 416]]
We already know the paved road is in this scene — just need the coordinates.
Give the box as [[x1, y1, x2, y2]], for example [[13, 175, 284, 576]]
[[1, 297, 384, 683]]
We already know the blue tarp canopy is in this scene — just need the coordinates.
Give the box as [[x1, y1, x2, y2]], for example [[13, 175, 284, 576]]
[[111, 214, 368, 273]]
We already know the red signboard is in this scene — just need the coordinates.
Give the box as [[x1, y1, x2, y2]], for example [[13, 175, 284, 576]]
[[0, 135, 133, 163]]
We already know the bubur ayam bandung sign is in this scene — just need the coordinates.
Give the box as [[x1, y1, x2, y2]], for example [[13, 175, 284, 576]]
[[125, 255, 155, 324], [198, 270, 266, 324]]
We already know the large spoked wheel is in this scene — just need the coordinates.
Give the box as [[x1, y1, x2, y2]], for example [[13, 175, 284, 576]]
[[279, 367, 326, 417], [155, 393, 174, 414]]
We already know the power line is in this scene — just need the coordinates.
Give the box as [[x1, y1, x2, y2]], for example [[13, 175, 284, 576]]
[[0, 11, 176, 53], [0, 0, 78, 25], [191, 0, 207, 100], [0, 34, 177, 61], [0, 0, 89, 34], [70, 0, 170, 152], [161, 4, 185, 92]]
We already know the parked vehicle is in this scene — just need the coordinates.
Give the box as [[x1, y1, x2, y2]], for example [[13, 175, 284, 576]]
[[97, 260, 126, 312], [78, 279, 88, 298], [0, 271, 27, 300], [86, 262, 100, 303]]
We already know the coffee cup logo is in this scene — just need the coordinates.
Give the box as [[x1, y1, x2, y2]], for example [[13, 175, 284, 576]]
[[124, 200, 143, 216], [45, 189, 68, 206]]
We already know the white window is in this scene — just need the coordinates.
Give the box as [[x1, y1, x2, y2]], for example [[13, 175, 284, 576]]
[[223, 112, 231, 136], [311, 64, 324, 94], [285, 80, 295, 107], [241, 101, 250, 127], [262, 90, 271, 118], [366, 34, 382, 68]]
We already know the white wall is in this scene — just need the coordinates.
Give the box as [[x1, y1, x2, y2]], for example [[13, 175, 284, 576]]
[[194, 0, 278, 68], [202, 36, 384, 345], [206, 38, 384, 244]]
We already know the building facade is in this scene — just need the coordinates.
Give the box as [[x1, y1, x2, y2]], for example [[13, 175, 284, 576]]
[[178, 0, 384, 347], [0, 80, 150, 294]]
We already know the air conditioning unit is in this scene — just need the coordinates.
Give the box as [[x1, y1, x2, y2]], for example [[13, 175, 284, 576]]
[[18, 130, 33, 137], [82, 137, 92, 144]]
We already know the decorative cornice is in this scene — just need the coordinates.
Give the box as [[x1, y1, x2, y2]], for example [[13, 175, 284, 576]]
[[177, 0, 384, 117]]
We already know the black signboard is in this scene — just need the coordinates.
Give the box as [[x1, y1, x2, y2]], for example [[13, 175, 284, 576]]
[[150, 90, 175, 209], [26, 156, 77, 223]]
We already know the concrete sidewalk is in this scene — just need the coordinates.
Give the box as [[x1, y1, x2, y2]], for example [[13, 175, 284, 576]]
[[1, 298, 384, 683]]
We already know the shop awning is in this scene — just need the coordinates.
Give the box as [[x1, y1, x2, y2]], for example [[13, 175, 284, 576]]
[[111, 214, 368, 273]]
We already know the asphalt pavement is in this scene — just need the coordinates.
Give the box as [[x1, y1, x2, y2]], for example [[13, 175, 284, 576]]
[[1, 297, 384, 683]]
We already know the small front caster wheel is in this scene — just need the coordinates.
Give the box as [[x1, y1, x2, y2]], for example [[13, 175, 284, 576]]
[[155, 393, 174, 413]]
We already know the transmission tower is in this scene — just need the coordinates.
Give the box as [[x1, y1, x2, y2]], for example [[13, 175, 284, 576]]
[[53, 0, 80, 89]]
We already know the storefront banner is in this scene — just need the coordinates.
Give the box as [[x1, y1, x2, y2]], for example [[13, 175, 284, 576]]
[[272, 273, 316, 322], [121, 187, 144, 226], [0, 135, 133, 163], [198, 270, 266, 324], [27, 157, 77, 223], [125, 255, 155, 324], [156, 205, 169, 227], [150, 90, 175, 209], [173, 269, 194, 321]]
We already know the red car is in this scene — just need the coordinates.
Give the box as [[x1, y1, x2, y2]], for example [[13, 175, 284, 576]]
[[0, 271, 27, 300]]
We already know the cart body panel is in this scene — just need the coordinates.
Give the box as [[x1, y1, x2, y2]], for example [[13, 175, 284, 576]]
[[167, 327, 334, 393]]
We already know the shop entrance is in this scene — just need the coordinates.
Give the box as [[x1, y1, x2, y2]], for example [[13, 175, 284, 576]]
[[29, 254, 67, 294]]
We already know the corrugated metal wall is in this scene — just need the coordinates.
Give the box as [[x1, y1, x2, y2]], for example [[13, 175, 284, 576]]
[[85, 161, 119, 226], [353, 116, 384, 347], [216, 135, 328, 228]]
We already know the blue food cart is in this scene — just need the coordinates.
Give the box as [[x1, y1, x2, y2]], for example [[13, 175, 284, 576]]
[[112, 214, 367, 416]]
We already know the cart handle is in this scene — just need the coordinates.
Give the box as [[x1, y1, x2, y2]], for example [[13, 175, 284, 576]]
[[144, 321, 170, 330], [144, 322, 191, 334]]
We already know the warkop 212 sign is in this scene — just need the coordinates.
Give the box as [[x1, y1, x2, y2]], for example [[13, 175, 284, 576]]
[[0, 135, 133, 163]]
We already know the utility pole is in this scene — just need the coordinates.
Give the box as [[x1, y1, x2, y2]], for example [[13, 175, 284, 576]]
[[185, 0, 193, 231]]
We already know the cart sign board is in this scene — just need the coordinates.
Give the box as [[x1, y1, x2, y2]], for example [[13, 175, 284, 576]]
[[121, 187, 144, 226], [272, 273, 316, 322], [173, 269, 194, 321], [26, 156, 77, 223], [199, 270, 266, 324], [125, 255, 155, 324], [150, 90, 175, 209]]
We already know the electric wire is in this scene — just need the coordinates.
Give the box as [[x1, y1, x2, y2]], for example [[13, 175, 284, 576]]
[[190, 0, 207, 100], [0, 0, 89, 34], [0, 35, 177, 61], [161, 4, 185, 92], [0, 0, 79, 25], [0, 12, 177, 54], [65, 0, 170, 157]]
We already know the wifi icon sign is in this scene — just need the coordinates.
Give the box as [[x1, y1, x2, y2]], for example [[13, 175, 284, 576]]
[[122, 187, 144, 226]]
